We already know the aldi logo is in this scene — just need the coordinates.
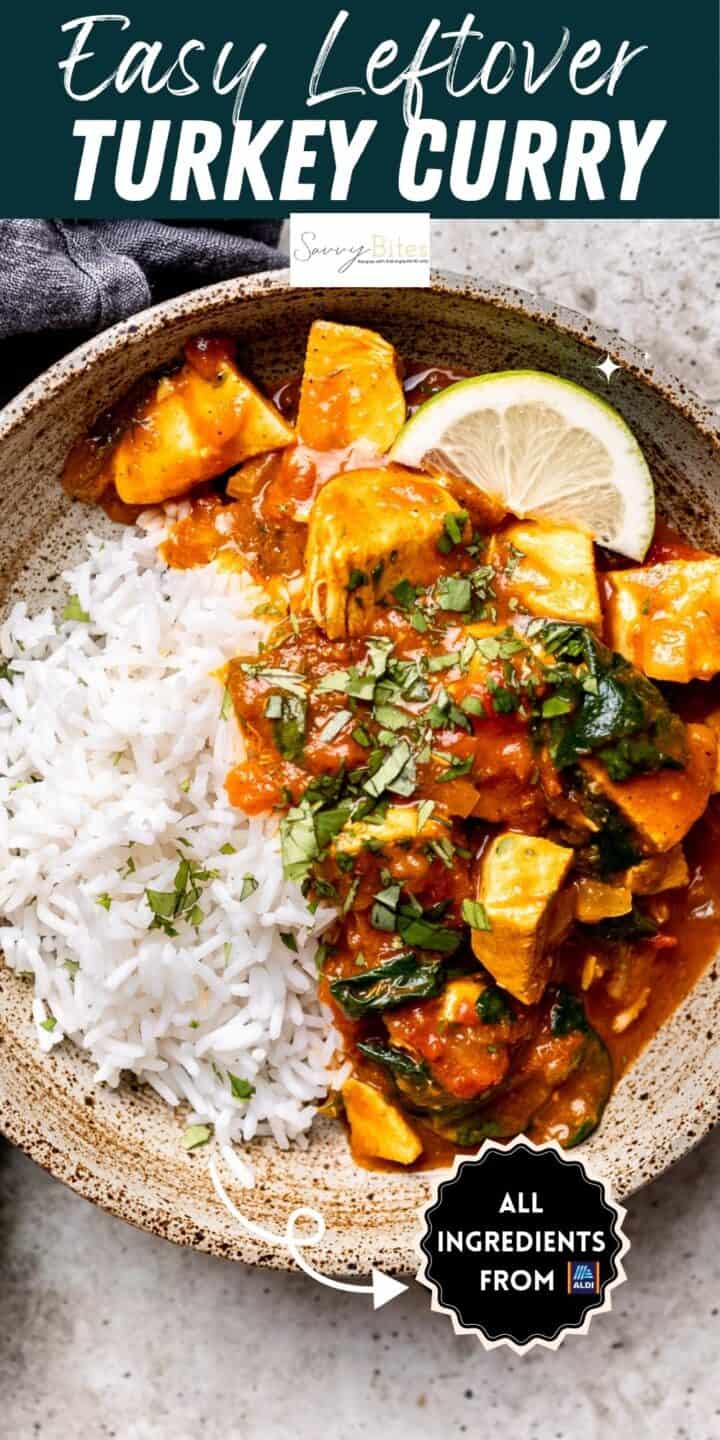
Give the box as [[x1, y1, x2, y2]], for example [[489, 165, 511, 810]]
[[567, 1261, 601, 1295]]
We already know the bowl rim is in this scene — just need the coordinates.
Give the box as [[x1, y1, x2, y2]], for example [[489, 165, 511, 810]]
[[1, 266, 719, 454], [1, 265, 719, 1272]]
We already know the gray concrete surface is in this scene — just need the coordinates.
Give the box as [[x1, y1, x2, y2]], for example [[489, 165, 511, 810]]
[[2, 220, 720, 1439]]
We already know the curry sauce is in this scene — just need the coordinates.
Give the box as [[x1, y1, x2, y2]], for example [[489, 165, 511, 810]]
[[63, 323, 720, 1171]]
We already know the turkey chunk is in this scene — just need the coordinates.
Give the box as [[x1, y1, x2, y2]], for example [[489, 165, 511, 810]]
[[305, 466, 463, 639], [437, 978, 487, 1026], [488, 519, 601, 626], [470, 833, 574, 1005], [605, 558, 720, 682], [342, 1078, 422, 1164], [297, 320, 406, 453], [574, 878, 632, 923], [63, 336, 294, 506], [581, 723, 716, 854], [623, 845, 689, 894]]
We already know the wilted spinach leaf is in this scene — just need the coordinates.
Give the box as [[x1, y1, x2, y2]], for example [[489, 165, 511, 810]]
[[550, 988, 589, 1037], [537, 623, 686, 779], [577, 791, 641, 877], [583, 902, 659, 944], [529, 1030, 613, 1149], [266, 692, 307, 761], [370, 886, 463, 954], [451, 1118, 504, 1145], [329, 952, 444, 1018], [476, 986, 513, 1025], [356, 1040, 431, 1086]]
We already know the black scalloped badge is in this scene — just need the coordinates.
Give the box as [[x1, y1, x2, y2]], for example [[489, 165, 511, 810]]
[[417, 1139, 628, 1352]]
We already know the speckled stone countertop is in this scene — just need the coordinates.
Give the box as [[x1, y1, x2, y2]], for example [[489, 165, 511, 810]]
[[1, 220, 719, 1440]]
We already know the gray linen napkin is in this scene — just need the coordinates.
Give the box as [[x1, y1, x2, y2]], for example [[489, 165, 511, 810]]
[[0, 218, 285, 403]]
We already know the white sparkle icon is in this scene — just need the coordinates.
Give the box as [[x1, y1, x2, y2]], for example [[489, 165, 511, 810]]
[[595, 355, 621, 383]]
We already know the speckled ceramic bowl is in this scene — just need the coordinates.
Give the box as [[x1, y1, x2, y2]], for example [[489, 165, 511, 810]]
[[1, 270, 719, 1274]]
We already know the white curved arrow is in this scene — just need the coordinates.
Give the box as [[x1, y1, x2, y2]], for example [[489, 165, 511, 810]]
[[209, 1150, 408, 1310]]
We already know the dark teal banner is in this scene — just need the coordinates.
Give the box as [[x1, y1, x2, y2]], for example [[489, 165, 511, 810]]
[[3, 1, 719, 216]]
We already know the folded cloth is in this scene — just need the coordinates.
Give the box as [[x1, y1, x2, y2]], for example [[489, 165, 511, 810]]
[[0, 218, 285, 403]]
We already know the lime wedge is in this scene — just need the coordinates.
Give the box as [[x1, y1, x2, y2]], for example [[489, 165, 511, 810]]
[[390, 370, 655, 561]]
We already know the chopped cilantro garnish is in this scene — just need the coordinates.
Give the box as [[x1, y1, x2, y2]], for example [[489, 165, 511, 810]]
[[267, 691, 307, 761], [181, 1124, 213, 1151], [347, 568, 368, 591], [239, 874, 258, 902], [461, 695, 485, 716], [373, 702, 408, 732], [488, 683, 519, 715], [363, 739, 415, 799], [228, 1073, 255, 1101], [96, 893, 112, 911], [392, 578, 417, 609], [145, 853, 217, 937], [61, 594, 90, 623], [146, 889, 179, 930], [474, 635, 501, 660], [436, 575, 472, 612], [499, 634, 526, 658], [542, 693, 575, 718], [280, 931, 299, 952], [428, 651, 460, 673], [462, 898, 492, 931], [219, 842, 236, 855], [317, 709, 352, 744], [40, 1014, 57, 1032], [341, 873, 362, 916], [469, 566, 496, 601], [365, 637, 394, 676], [370, 885, 462, 954], [503, 543, 525, 579], [240, 663, 307, 699], [435, 753, 474, 782], [440, 509, 469, 549], [316, 668, 350, 695], [220, 684, 232, 720], [280, 802, 321, 883], [370, 883, 401, 931]]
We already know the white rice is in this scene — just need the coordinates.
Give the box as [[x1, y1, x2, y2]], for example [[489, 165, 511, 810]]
[[0, 514, 344, 1182]]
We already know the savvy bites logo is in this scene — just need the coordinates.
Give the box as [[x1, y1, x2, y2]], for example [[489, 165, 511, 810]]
[[289, 213, 430, 286]]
